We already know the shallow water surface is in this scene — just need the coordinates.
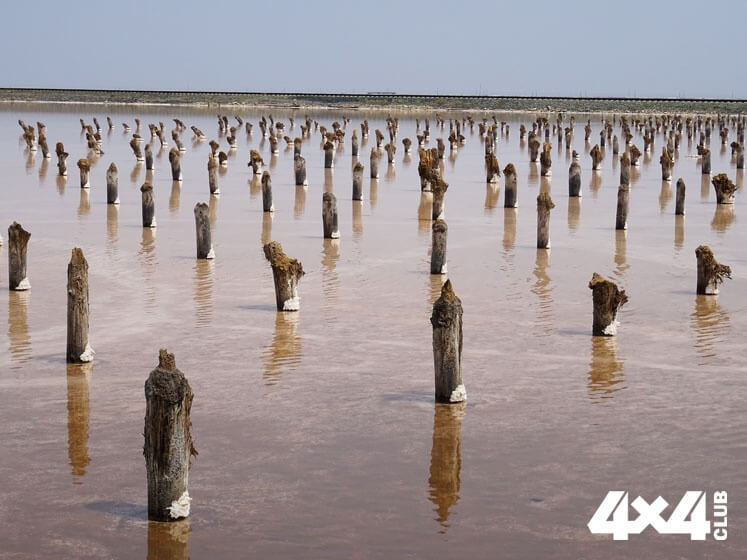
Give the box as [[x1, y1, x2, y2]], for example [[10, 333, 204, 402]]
[[0, 104, 745, 559]]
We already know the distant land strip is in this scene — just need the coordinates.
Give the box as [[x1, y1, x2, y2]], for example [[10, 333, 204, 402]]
[[1, 88, 745, 113]]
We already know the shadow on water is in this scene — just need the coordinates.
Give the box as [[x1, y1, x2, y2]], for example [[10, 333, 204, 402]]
[[587, 336, 626, 401], [428, 402, 465, 532], [67, 362, 93, 481]]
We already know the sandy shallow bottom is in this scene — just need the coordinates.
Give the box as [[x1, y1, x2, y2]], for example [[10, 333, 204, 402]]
[[0, 105, 745, 559]]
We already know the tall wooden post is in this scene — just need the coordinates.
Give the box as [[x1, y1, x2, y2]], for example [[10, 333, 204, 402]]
[[431, 219, 448, 274], [141, 182, 157, 228], [352, 162, 364, 201], [431, 280, 465, 403], [675, 178, 686, 215], [262, 171, 274, 212], [106, 162, 119, 204], [78, 158, 91, 189], [169, 148, 182, 181], [324, 141, 335, 168], [504, 163, 517, 207], [322, 192, 340, 239], [568, 161, 581, 197], [536, 192, 554, 249], [294, 154, 308, 186], [615, 184, 630, 230], [8, 222, 31, 291], [144, 349, 197, 522], [194, 202, 214, 259], [67, 248, 94, 363]]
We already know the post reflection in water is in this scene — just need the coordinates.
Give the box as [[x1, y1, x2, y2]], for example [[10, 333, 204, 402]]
[[701, 174, 711, 199], [369, 178, 378, 209], [321, 238, 340, 314], [352, 201, 363, 239], [56, 175, 66, 196], [262, 311, 302, 386], [193, 259, 214, 328], [67, 362, 92, 481], [8, 290, 32, 368], [659, 180, 672, 211], [78, 188, 91, 217], [484, 183, 499, 212], [261, 212, 273, 246], [294, 185, 307, 218], [711, 204, 735, 233], [209, 194, 219, 230], [39, 158, 49, 181], [540, 176, 551, 195], [169, 180, 181, 213], [417, 192, 433, 237], [139, 228, 157, 315], [385, 162, 396, 183], [249, 174, 261, 198], [690, 295, 730, 364], [324, 168, 334, 193], [736, 168, 743, 189], [613, 230, 629, 280], [502, 208, 517, 252], [630, 165, 640, 185], [531, 249, 553, 336], [130, 162, 142, 184], [527, 162, 539, 186], [589, 170, 602, 196], [428, 402, 465, 531], [587, 336, 626, 401], [674, 215, 685, 251], [567, 197, 580, 233], [147, 520, 191, 560]]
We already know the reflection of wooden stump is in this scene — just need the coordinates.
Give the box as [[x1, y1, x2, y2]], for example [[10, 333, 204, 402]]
[[8, 290, 31, 364], [262, 312, 301, 386], [431, 280, 465, 403], [67, 363, 92, 479], [690, 295, 730, 361], [428, 402, 465, 526], [696, 245, 731, 295], [147, 520, 190, 560], [587, 337, 625, 399], [589, 273, 628, 336], [567, 197, 580, 232]]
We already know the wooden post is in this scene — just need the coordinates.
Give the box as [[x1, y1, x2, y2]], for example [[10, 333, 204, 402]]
[[323, 141, 335, 169], [503, 163, 517, 207], [615, 184, 630, 230], [294, 154, 308, 186], [207, 154, 219, 195], [485, 152, 500, 183], [263, 241, 305, 311], [428, 402, 464, 526], [194, 202, 214, 259], [145, 144, 154, 171], [536, 192, 554, 249], [144, 349, 196, 522], [351, 130, 359, 157], [700, 146, 711, 175], [370, 148, 380, 178], [169, 148, 182, 181], [675, 178, 686, 215], [322, 192, 340, 239], [696, 245, 731, 295], [130, 137, 144, 162], [67, 248, 94, 363], [432, 174, 448, 220], [528, 138, 540, 162], [711, 173, 737, 204], [293, 137, 302, 157], [430, 280, 465, 404], [568, 161, 581, 197], [141, 182, 157, 228], [352, 162, 364, 201], [8, 222, 31, 291], [56, 142, 69, 176], [430, 219, 448, 274], [106, 162, 119, 204], [620, 151, 631, 186], [660, 148, 673, 181], [589, 273, 628, 336], [262, 171, 274, 212], [540, 142, 552, 176], [590, 144, 603, 170], [385, 143, 396, 164], [77, 158, 91, 189]]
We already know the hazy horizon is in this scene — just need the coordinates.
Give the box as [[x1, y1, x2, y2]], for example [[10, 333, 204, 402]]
[[1, 0, 745, 99]]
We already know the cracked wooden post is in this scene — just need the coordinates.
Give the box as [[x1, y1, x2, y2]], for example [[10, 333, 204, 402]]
[[77, 159, 91, 189], [540, 142, 552, 176], [193, 202, 214, 259], [145, 144, 154, 171], [699, 145, 711, 175], [56, 142, 69, 176], [324, 141, 334, 169], [696, 245, 731, 295], [503, 163, 517, 208], [141, 182, 157, 228], [352, 161, 364, 200], [106, 162, 119, 204], [485, 152, 500, 183], [590, 145, 603, 170], [430, 219, 448, 275], [144, 349, 196, 522], [294, 154, 307, 186], [589, 273, 628, 336], [262, 171, 274, 212], [615, 184, 629, 230], [67, 248, 94, 363], [660, 148, 673, 181], [169, 148, 182, 181], [263, 241, 304, 311], [8, 222, 31, 291], [430, 280, 465, 404], [322, 192, 340, 238], [711, 173, 736, 204], [536, 192, 554, 249], [207, 154, 219, 195], [620, 151, 631, 186], [370, 147, 380, 178], [675, 178, 686, 215], [568, 161, 581, 197], [432, 173, 448, 220]]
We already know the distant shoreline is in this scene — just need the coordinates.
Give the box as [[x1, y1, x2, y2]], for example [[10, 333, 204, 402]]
[[1, 88, 745, 114]]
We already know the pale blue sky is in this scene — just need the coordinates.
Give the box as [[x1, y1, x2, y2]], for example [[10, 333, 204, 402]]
[[1, 0, 745, 98]]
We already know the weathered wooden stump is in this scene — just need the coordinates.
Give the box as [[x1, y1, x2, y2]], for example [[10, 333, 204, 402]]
[[324, 141, 335, 169], [322, 192, 340, 239], [370, 148, 380, 179], [385, 143, 396, 164], [432, 174, 448, 220], [263, 241, 304, 311], [56, 142, 69, 176], [144, 349, 197, 522], [711, 173, 737, 204], [619, 151, 631, 186], [430, 280, 465, 404], [77, 158, 91, 189], [249, 150, 264, 175], [261, 171, 274, 212], [540, 142, 552, 176], [589, 273, 628, 336], [67, 248, 94, 363], [351, 130, 359, 157], [352, 161, 364, 201], [485, 152, 500, 183], [141, 182, 157, 228], [699, 145, 711, 175], [696, 245, 731, 295], [8, 222, 31, 291], [590, 144, 603, 171], [660, 148, 673, 181], [106, 162, 119, 204], [431, 219, 448, 275], [503, 163, 518, 208], [145, 144, 154, 171], [293, 137, 302, 157], [528, 138, 540, 162], [615, 184, 629, 230], [568, 161, 581, 197], [536, 192, 555, 249], [193, 202, 214, 259], [293, 154, 308, 186], [675, 178, 686, 215], [169, 149, 182, 181]]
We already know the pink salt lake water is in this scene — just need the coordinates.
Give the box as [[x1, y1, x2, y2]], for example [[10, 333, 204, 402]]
[[0, 104, 745, 559]]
